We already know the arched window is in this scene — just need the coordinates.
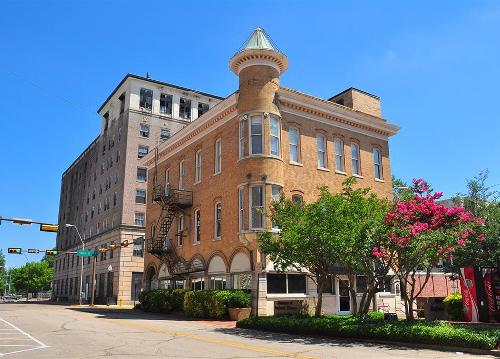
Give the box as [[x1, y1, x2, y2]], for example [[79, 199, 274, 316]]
[[292, 194, 303, 203]]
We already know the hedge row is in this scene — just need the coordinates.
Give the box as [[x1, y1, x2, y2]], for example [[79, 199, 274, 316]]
[[236, 314, 500, 350], [139, 289, 251, 319]]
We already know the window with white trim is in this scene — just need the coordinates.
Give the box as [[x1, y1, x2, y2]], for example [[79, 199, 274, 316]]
[[139, 123, 150, 138], [317, 134, 327, 168], [214, 202, 222, 239], [179, 161, 185, 190], [250, 185, 264, 229], [270, 117, 280, 156], [239, 119, 246, 158], [195, 150, 202, 183], [134, 212, 145, 226], [289, 128, 300, 163], [271, 186, 282, 229], [137, 167, 147, 182], [194, 209, 201, 244], [238, 187, 245, 231], [165, 168, 170, 194], [374, 148, 382, 179], [334, 138, 345, 172], [179, 98, 191, 119], [214, 139, 222, 174], [135, 189, 146, 204], [351, 143, 361, 175], [250, 116, 263, 154]]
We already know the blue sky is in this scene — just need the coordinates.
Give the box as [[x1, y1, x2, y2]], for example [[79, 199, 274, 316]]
[[0, 0, 499, 269]]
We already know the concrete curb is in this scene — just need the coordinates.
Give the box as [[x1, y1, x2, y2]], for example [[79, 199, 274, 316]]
[[237, 327, 500, 357]]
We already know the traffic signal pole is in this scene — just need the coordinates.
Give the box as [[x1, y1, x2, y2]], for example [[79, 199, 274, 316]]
[[90, 254, 97, 307]]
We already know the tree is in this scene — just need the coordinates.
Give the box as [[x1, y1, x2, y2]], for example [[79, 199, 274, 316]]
[[379, 178, 484, 320], [0, 250, 6, 294], [450, 170, 500, 269], [41, 250, 55, 268], [259, 188, 341, 316], [10, 261, 53, 295], [260, 178, 390, 316]]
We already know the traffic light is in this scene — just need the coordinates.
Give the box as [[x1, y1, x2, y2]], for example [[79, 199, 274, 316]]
[[8, 248, 22, 254], [121, 240, 130, 247], [27, 249, 40, 254], [40, 224, 58, 232], [45, 250, 59, 256], [98, 248, 108, 254]]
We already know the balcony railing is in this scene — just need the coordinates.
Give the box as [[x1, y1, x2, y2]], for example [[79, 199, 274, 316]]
[[153, 185, 193, 208]]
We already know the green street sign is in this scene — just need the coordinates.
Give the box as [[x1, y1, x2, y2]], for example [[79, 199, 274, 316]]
[[76, 249, 96, 257]]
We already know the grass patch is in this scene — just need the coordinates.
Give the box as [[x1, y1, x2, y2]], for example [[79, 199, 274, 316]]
[[236, 314, 500, 350]]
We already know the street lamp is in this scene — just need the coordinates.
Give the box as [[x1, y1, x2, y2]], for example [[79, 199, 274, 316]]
[[65, 224, 84, 305]]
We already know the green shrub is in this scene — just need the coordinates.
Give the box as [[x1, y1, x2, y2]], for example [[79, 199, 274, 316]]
[[184, 290, 251, 319], [138, 289, 188, 314], [444, 293, 464, 321], [236, 316, 500, 350]]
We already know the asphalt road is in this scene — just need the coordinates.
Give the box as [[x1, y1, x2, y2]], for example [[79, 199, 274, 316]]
[[0, 302, 493, 358]]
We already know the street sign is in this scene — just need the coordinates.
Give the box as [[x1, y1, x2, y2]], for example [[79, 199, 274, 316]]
[[27, 249, 40, 254], [76, 249, 96, 257]]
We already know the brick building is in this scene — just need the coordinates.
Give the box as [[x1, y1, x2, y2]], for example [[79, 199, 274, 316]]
[[53, 75, 222, 304], [142, 28, 400, 315]]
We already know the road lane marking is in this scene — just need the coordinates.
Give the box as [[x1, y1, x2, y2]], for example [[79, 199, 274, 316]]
[[73, 310, 318, 359], [0, 318, 48, 357]]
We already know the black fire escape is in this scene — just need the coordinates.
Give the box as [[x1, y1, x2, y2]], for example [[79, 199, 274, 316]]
[[147, 183, 192, 270], [147, 148, 193, 275]]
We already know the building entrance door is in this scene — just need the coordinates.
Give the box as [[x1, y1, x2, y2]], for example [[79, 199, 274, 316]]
[[338, 279, 352, 314]]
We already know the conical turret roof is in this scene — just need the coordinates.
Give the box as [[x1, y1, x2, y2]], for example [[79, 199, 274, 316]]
[[241, 27, 276, 51]]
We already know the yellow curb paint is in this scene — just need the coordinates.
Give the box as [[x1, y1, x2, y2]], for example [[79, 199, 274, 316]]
[[73, 311, 317, 359]]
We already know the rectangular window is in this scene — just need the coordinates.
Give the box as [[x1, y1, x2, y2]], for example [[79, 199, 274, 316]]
[[198, 102, 209, 117], [178, 161, 185, 190], [214, 139, 222, 174], [177, 215, 184, 246], [250, 186, 264, 229], [351, 143, 361, 175], [317, 134, 327, 168], [215, 202, 222, 239], [190, 277, 205, 291], [135, 189, 146, 204], [165, 168, 170, 194], [267, 273, 306, 294], [139, 123, 150, 138], [210, 276, 227, 289], [134, 212, 145, 226], [289, 128, 300, 163], [194, 209, 201, 244], [194, 150, 202, 183], [239, 187, 245, 231], [250, 116, 263, 154], [137, 145, 149, 158], [374, 148, 382, 179], [160, 127, 171, 140], [239, 119, 246, 158], [160, 93, 173, 115], [179, 98, 191, 119], [133, 237, 144, 257], [335, 138, 345, 172], [119, 93, 125, 114], [356, 275, 367, 293], [271, 186, 281, 229], [139, 88, 153, 110], [137, 167, 147, 182], [270, 117, 280, 156]]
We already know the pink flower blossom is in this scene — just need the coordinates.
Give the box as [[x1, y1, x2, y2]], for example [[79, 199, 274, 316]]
[[457, 239, 465, 246]]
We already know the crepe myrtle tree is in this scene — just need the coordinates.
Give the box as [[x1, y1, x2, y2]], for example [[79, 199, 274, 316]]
[[260, 178, 392, 316], [376, 178, 485, 320]]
